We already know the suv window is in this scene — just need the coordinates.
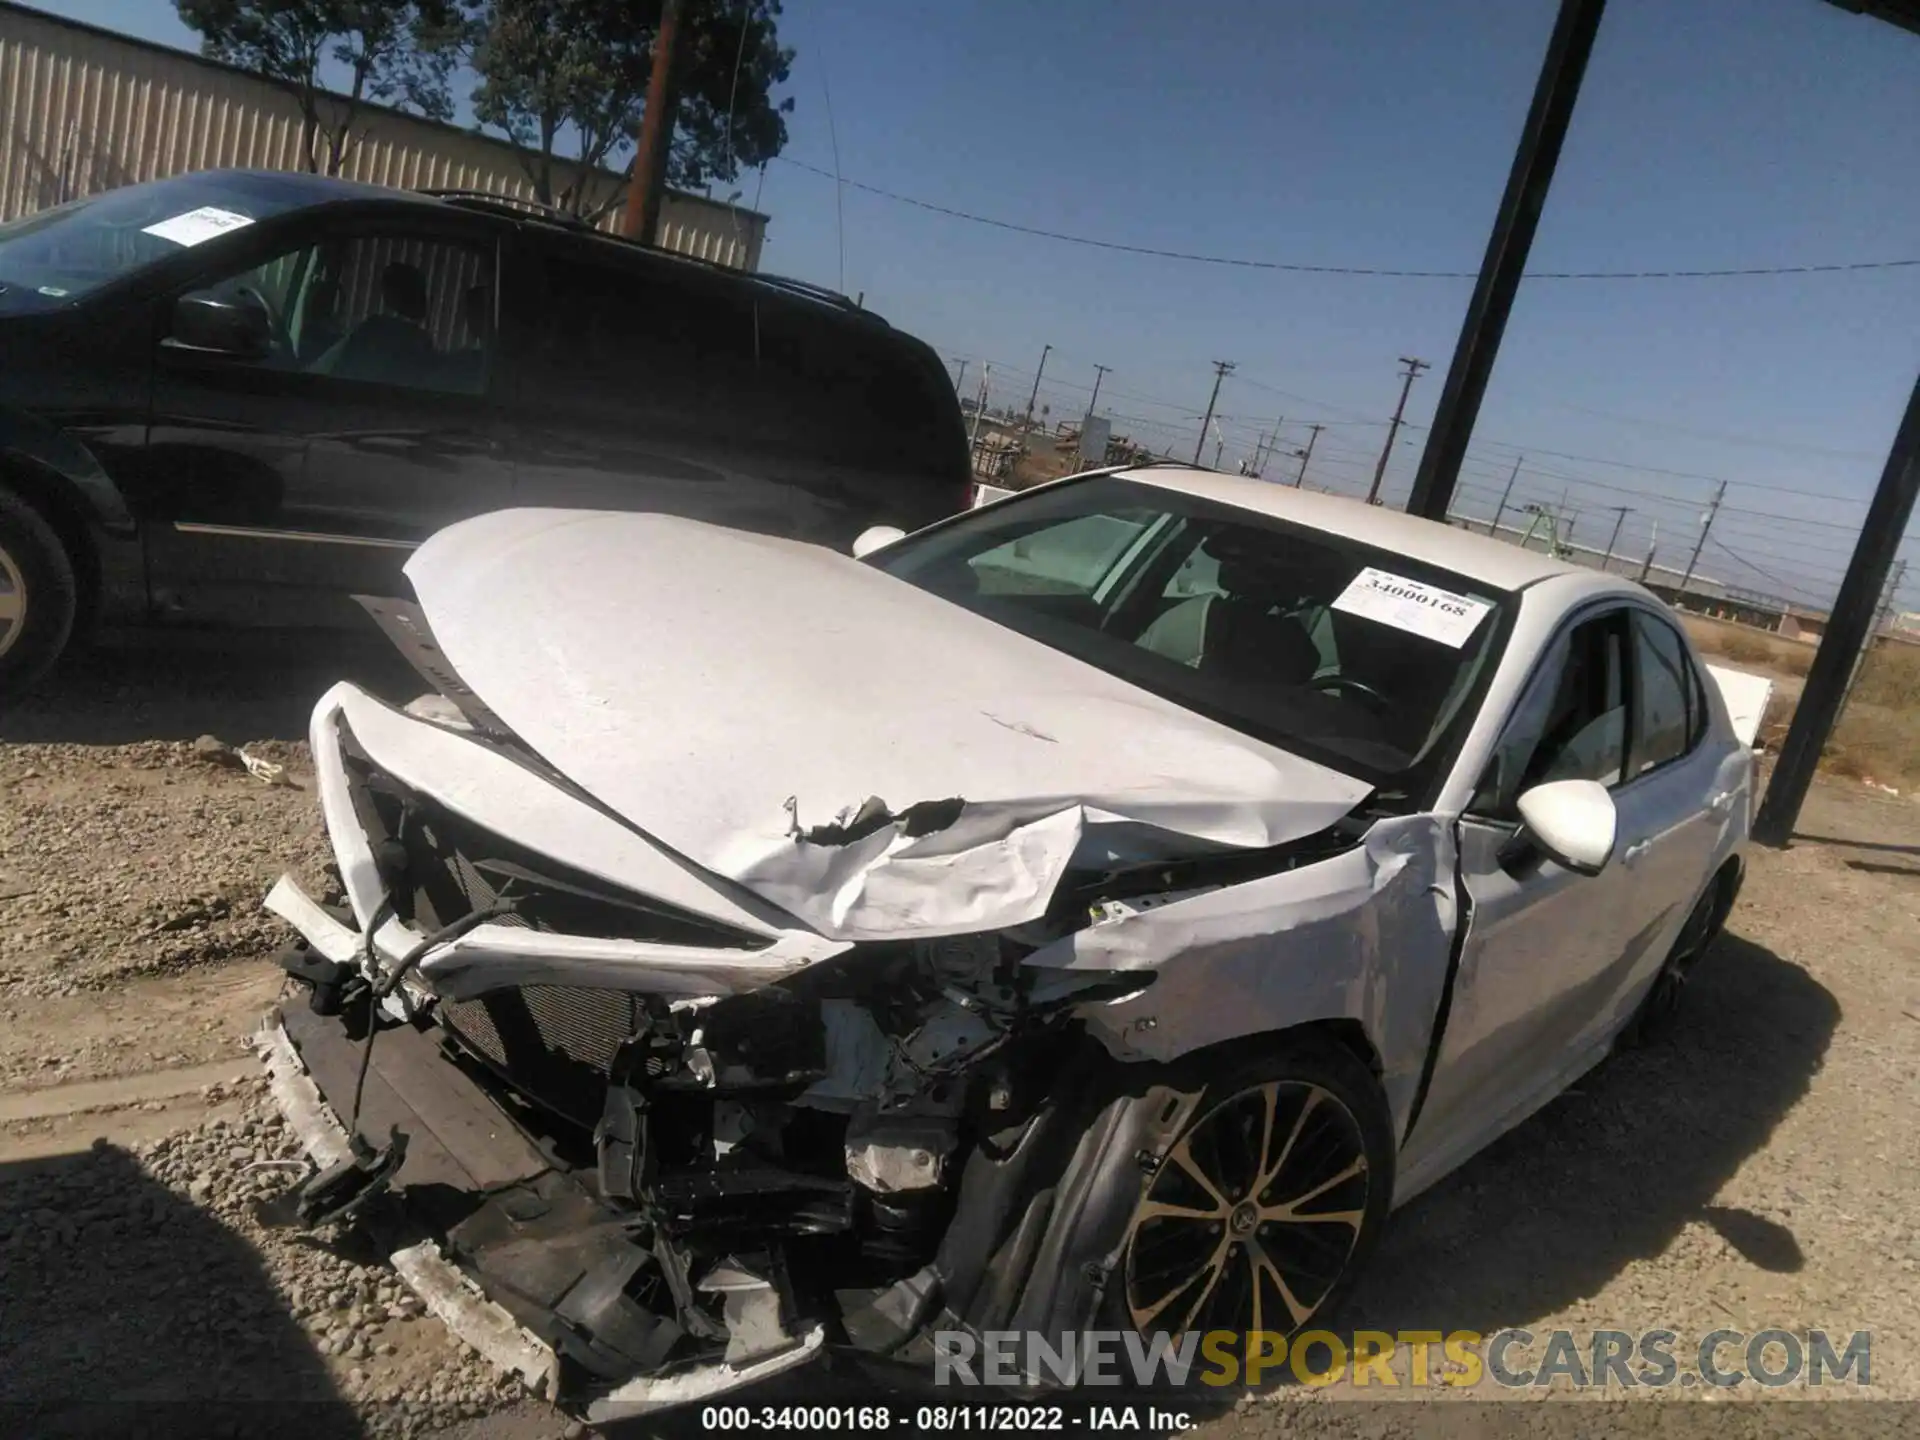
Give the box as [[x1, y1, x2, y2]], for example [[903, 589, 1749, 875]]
[[1630, 611, 1700, 775], [1476, 610, 1629, 813], [525, 248, 733, 419], [200, 231, 494, 395]]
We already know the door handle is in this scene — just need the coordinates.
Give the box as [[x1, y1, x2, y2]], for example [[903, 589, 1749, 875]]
[[1621, 839, 1652, 864], [1708, 789, 1736, 814]]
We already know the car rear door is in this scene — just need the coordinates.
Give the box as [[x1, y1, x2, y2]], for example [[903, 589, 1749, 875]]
[[141, 208, 511, 627], [1564, 606, 1734, 1046]]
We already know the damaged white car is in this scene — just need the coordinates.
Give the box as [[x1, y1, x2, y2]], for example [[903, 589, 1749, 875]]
[[256, 465, 1750, 1416]]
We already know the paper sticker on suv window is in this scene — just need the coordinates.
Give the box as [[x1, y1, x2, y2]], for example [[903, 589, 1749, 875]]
[[1332, 566, 1491, 648], [140, 206, 255, 248]]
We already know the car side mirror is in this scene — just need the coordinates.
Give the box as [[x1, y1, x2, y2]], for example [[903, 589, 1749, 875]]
[[167, 289, 270, 359], [851, 525, 907, 560], [1511, 779, 1618, 876]]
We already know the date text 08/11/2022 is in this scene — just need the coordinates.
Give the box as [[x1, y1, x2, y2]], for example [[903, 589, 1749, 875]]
[[698, 1404, 1196, 1432]]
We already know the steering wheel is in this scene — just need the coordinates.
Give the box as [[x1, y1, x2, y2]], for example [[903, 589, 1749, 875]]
[[231, 283, 292, 358], [1311, 673, 1390, 711]]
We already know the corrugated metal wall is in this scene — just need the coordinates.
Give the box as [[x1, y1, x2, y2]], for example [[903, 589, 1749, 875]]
[[0, 2, 767, 270]]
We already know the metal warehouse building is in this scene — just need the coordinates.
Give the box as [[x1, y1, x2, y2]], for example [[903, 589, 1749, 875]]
[[0, 0, 767, 269]]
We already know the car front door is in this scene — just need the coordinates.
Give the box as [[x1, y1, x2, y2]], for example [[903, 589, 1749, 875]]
[[1409, 605, 1650, 1161], [140, 215, 511, 627]]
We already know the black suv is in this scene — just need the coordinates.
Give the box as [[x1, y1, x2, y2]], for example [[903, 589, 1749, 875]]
[[0, 169, 970, 694]]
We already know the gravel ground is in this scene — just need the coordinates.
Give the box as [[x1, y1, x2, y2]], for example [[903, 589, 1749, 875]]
[[2, 639, 1917, 1437]]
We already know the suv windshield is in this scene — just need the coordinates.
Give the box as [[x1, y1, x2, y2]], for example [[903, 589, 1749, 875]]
[[873, 474, 1512, 793], [0, 172, 314, 310]]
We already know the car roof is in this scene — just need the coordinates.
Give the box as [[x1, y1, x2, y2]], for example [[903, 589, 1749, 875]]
[[1108, 464, 1628, 594]]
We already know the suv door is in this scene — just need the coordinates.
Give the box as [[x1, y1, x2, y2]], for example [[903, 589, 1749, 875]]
[[140, 213, 510, 626]]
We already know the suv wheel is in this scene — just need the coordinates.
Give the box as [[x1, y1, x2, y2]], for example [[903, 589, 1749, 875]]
[[0, 485, 78, 699]]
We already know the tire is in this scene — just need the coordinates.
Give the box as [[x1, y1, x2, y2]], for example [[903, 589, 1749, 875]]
[[0, 485, 78, 700], [1095, 1033, 1396, 1372]]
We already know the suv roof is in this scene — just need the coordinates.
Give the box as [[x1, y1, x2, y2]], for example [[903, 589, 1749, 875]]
[[177, 169, 883, 324]]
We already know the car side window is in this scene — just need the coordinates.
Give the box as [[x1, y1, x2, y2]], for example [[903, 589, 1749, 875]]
[[1630, 611, 1701, 775], [200, 231, 494, 395], [1475, 610, 1629, 815]]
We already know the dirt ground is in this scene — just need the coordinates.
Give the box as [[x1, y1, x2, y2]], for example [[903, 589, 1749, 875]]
[[3, 634, 1917, 1437]]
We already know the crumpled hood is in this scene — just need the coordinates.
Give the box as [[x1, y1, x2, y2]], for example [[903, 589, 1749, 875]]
[[404, 509, 1374, 941]]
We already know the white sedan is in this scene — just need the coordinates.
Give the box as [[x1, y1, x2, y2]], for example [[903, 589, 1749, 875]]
[[257, 465, 1751, 1415]]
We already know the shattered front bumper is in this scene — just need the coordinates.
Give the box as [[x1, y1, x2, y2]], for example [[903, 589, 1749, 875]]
[[254, 1000, 827, 1421]]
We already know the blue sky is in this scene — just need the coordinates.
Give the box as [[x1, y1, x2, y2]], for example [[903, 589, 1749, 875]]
[[36, 0, 1920, 611]]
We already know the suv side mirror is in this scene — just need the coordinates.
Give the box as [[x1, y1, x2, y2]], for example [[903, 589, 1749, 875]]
[[852, 525, 907, 560], [167, 289, 270, 359], [1512, 779, 1617, 876]]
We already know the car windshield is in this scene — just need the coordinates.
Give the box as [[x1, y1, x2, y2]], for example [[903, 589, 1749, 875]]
[[0, 172, 314, 310], [873, 474, 1512, 793]]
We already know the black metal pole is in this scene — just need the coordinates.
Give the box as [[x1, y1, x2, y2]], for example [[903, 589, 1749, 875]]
[[1405, 0, 1608, 521], [1752, 372, 1920, 846]]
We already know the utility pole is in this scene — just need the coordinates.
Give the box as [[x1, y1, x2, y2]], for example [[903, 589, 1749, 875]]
[[1084, 363, 1111, 426], [1756, 371, 1920, 846], [952, 358, 968, 395], [1637, 518, 1660, 582], [1403, 0, 1608, 522], [1021, 344, 1052, 434], [1249, 419, 1283, 476], [1194, 361, 1234, 466], [1489, 455, 1522, 537], [1838, 557, 1907, 719], [621, 0, 683, 243], [1295, 423, 1324, 487], [1599, 504, 1632, 572], [1677, 480, 1727, 596], [1367, 356, 1429, 505], [968, 364, 991, 462]]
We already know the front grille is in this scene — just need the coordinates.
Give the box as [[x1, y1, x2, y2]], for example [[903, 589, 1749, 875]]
[[441, 986, 645, 1127]]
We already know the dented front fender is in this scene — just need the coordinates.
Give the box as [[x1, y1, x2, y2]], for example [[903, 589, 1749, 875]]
[[1024, 814, 1456, 1140]]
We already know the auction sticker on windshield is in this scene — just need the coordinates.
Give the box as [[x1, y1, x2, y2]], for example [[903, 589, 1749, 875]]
[[140, 206, 255, 248], [1332, 566, 1491, 648]]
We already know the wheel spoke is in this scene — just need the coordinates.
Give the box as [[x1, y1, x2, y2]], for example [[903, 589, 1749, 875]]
[[1167, 1135, 1231, 1214], [1174, 1243, 1232, 1334], [1264, 1154, 1367, 1222], [1135, 1196, 1225, 1225], [1253, 1085, 1322, 1199], [1133, 1238, 1228, 1332], [1245, 1234, 1312, 1330], [0, 586, 22, 624]]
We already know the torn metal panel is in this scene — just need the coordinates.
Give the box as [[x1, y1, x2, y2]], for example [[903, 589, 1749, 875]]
[[403, 508, 1374, 941], [253, 1017, 561, 1397], [312, 681, 793, 942], [1023, 815, 1456, 1138], [583, 1327, 827, 1423]]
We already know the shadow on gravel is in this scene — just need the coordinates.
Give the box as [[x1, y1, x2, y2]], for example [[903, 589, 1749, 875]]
[[1345, 932, 1837, 1336], [0, 632, 422, 747], [0, 1143, 361, 1438]]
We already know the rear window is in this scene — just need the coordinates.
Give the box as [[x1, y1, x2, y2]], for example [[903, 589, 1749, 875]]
[[752, 298, 964, 476]]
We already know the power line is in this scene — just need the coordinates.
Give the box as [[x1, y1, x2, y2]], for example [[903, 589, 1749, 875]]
[[775, 157, 1920, 282]]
